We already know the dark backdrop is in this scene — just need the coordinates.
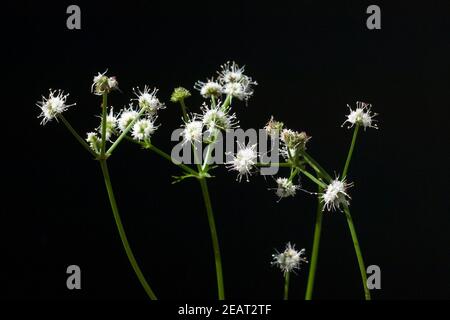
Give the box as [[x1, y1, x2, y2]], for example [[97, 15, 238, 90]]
[[2, 0, 449, 300]]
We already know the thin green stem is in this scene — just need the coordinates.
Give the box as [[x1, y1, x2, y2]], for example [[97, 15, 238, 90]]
[[99, 160, 157, 300], [342, 124, 360, 179], [202, 143, 213, 172], [296, 167, 327, 188], [341, 123, 370, 299], [100, 93, 108, 156], [305, 183, 324, 300], [107, 106, 147, 155], [180, 99, 189, 122], [220, 94, 232, 111], [343, 204, 371, 300], [148, 143, 198, 176], [202, 131, 218, 172], [58, 114, 97, 158], [199, 178, 225, 300], [283, 272, 290, 300], [300, 151, 332, 182]]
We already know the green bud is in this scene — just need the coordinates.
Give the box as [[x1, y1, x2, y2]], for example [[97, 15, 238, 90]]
[[171, 87, 191, 103]]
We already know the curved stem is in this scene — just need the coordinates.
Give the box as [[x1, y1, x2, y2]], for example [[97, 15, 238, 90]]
[[148, 144, 198, 176], [283, 272, 290, 300], [58, 114, 97, 158], [343, 204, 371, 300], [99, 160, 158, 300], [342, 124, 360, 178], [305, 183, 323, 300], [199, 178, 225, 300]]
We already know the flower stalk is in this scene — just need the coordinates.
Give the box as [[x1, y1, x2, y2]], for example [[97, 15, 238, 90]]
[[199, 177, 225, 300], [305, 183, 323, 300], [99, 159, 158, 300], [284, 271, 290, 300]]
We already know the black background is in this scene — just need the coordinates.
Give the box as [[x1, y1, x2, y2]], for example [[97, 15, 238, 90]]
[[2, 0, 449, 300]]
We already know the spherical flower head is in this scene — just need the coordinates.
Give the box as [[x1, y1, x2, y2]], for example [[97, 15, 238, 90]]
[[181, 118, 203, 145], [37, 89, 75, 125], [226, 143, 258, 182], [321, 178, 353, 212], [133, 86, 166, 115], [171, 87, 191, 103], [275, 177, 299, 199], [194, 79, 223, 98], [200, 102, 238, 132], [218, 61, 245, 83], [342, 101, 378, 130], [92, 71, 119, 95], [131, 117, 158, 141], [272, 242, 308, 275], [264, 116, 284, 139], [218, 61, 257, 102], [86, 132, 101, 153], [118, 106, 139, 132], [223, 80, 256, 101]]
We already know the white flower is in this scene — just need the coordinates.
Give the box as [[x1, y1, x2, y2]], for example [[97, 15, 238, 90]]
[[118, 105, 139, 132], [321, 178, 353, 212], [223, 81, 255, 101], [226, 143, 258, 182], [86, 132, 101, 153], [342, 101, 378, 130], [217, 61, 246, 84], [200, 102, 238, 132], [181, 118, 203, 145], [272, 242, 308, 274], [218, 61, 257, 101], [36, 89, 75, 125], [133, 86, 165, 115], [97, 107, 117, 141], [194, 79, 223, 98], [131, 117, 158, 141], [92, 71, 119, 95], [275, 178, 299, 199]]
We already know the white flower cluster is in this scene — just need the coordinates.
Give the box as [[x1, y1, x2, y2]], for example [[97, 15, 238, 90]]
[[181, 62, 255, 170], [321, 178, 353, 212], [92, 71, 119, 95], [275, 178, 299, 199], [343, 101, 378, 130], [36, 89, 75, 125], [226, 144, 258, 182], [194, 61, 257, 102], [36, 71, 166, 154], [85, 76, 164, 151], [272, 242, 308, 274], [133, 86, 166, 115]]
